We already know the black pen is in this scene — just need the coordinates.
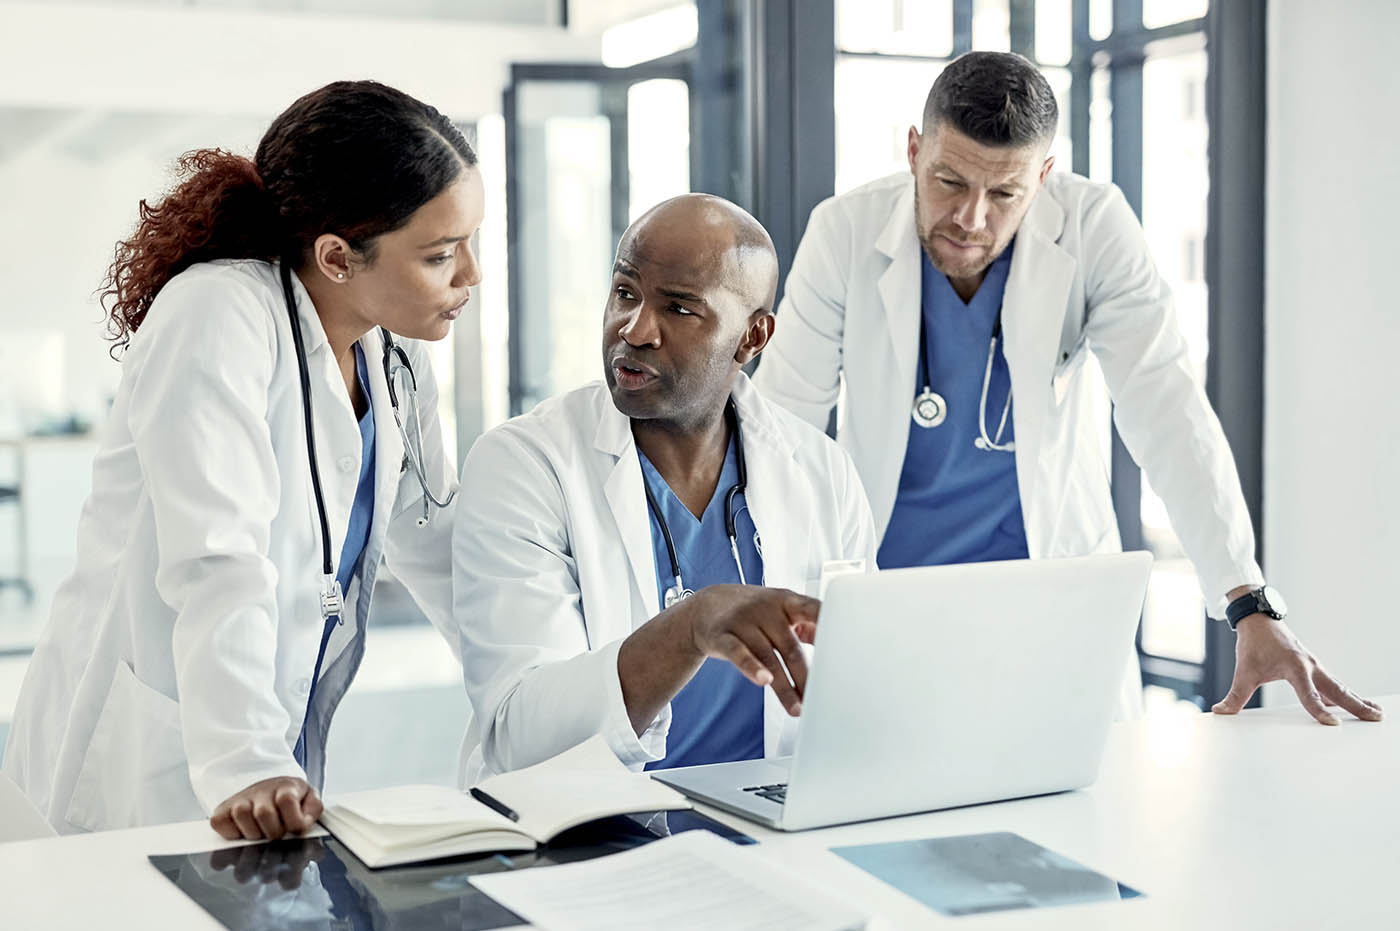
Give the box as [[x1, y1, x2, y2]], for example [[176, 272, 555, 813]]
[[470, 787, 519, 822]]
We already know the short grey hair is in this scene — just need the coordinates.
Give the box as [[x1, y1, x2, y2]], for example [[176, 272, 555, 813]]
[[921, 51, 1058, 148]]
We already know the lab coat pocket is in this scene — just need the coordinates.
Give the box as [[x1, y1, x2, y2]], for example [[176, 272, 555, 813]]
[[64, 662, 200, 832], [1052, 342, 1088, 406]]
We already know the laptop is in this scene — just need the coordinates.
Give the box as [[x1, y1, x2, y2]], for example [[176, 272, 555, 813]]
[[652, 552, 1153, 831]]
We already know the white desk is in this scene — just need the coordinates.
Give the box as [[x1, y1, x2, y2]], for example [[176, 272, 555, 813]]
[[2, 699, 1396, 930]]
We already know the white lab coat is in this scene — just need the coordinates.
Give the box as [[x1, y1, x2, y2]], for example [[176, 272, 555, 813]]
[[2, 260, 460, 833], [754, 172, 1265, 714], [452, 375, 878, 781]]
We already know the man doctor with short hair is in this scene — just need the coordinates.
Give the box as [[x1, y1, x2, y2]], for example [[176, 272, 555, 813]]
[[755, 50, 1380, 725], [453, 194, 876, 778]]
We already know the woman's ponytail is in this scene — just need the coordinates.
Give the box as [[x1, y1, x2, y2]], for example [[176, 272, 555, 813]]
[[100, 149, 278, 353]]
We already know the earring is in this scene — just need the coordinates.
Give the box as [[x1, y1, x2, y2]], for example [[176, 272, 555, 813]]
[[336, 272, 345, 280]]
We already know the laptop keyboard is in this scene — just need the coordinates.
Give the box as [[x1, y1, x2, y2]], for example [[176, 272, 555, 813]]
[[742, 783, 787, 804]]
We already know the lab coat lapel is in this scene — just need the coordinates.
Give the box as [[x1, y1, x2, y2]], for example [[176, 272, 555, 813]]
[[729, 376, 808, 594], [1002, 189, 1076, 556], [595, 396, 662, 626], [875, 181, 923, 406]]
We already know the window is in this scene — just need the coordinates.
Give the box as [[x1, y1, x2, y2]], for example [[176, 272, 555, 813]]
[[1093, 4, 1213, 709], [834, 0, 1073, 190]]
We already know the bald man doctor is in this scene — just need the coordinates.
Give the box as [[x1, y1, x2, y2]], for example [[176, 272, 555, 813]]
[[453, 195, 877, 779]]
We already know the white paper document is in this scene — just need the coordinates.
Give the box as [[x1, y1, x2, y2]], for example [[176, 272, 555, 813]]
[[469, 830, 867, 931]]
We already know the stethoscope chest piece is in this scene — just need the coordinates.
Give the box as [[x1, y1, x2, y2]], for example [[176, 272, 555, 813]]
[[663, 585, 695, 609], [912, 389, 948, 429]]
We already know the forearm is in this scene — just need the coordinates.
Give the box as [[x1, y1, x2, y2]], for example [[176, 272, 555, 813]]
[[617, 600, 706, 735]]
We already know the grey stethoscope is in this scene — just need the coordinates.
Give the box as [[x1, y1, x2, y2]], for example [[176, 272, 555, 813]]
[[643, 399, 755, 609], [911, 309, 1015, 452], [279, 263, 456, 621]]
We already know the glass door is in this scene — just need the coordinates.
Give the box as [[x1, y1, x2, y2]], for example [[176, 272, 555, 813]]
[[504, 60, 691, 415]]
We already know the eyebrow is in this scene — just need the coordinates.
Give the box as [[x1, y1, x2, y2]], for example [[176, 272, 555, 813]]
[[418, 234, 470, 248], [930, 162, 1025, 190], [613, 262, 709, 305], [659, 287, 707, 305]]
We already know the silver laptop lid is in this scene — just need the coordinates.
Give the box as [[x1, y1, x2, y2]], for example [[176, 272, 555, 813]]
[[779, 552, 1152, 830]]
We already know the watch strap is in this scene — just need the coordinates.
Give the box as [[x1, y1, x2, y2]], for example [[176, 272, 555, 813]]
[[1225, 589, 1278, 630]]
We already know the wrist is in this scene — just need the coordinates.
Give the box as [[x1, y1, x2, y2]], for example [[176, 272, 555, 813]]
[[664, 590, 707, 660], [1226, 584, 1256, 602], [1233, 612, 1278, 631]]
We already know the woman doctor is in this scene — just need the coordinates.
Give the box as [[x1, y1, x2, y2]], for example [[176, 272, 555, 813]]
[[2, 81, 482, 840]]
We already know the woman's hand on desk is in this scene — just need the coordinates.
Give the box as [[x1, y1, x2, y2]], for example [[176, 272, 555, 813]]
[[210, 776, 323, 841], [1212, 617, 1384, 725]]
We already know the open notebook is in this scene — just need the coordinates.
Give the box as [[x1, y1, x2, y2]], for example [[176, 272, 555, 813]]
[[320, 736, 691, 868]]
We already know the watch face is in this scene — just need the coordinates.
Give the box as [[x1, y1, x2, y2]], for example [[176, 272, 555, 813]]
[[1261, 585, 1287, 616]]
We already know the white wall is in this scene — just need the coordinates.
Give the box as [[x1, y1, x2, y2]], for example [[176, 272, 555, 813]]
[[0, 2, 599, 424], [0, 2, 597, 117], [1265, 0, 1400, 701]]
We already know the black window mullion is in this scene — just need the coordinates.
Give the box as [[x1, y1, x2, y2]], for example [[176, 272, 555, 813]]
[[1009, 0, 1036, 59], [1069, 0, 1092, 176], [1202, 0, 1267, 709], [1107, 0, 1146, 564], [952, 0, 974, 55]]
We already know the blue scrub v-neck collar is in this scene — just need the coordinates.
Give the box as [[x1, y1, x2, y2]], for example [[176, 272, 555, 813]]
[[636, 432, 739, 529]]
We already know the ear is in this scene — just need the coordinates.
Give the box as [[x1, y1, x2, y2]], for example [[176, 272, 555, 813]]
[[735, 311, 775, 366], [907, 126, 922, 175], [1039, 154, 1055, 184], [311, 233, 356, 283]]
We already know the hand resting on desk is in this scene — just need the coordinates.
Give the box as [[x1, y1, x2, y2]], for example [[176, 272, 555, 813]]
[[1213, 615, 1383, 725], [211, 776, 323, 841]]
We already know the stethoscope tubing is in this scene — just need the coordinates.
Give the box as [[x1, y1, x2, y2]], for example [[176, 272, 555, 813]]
[[645, 399, 750, 605], [915, 307, 1014, 452], [280, 262, 451, 615], [281, 263, 337, 584]]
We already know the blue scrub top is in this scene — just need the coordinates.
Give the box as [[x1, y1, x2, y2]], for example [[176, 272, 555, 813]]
[[294, 344, 376, 768], [638, 433, 765, 770], [877, 241, 1029, 570]]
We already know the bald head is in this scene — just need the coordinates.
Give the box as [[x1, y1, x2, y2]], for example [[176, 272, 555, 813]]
[[619, 194, 779, 321], [602, 194, 781, 431]]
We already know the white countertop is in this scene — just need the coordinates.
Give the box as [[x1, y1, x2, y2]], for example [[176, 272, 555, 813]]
[[2, 698, 1396, 929]]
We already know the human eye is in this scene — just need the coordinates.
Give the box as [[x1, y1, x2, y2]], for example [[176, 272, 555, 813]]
[[426, 253, 453, 266]]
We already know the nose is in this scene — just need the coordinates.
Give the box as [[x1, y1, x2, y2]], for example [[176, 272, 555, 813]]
[[452, 240, 482, 289], [617, 298, 661, 349], [950, 189, 989, 234]]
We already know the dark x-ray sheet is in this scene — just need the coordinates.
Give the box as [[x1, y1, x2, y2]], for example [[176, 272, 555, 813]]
[[149, 809, 753, 930], [833, 830, 1143, 917]]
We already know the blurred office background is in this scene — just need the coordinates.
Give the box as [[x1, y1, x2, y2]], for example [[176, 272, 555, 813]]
[[0, 0, 1394, 790]]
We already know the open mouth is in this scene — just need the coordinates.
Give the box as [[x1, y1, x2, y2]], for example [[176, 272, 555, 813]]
[[612, 357, 659, 389]]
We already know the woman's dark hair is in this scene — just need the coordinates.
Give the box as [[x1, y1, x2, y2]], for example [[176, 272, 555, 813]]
[[101, 80, 477, 351], [922, 51, 1058, 149]]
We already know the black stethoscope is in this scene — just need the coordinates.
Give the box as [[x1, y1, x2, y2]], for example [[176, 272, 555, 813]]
[[279, 263, 456, 623], [643, 399, 756, 609], [911, 308, 1015, 452]]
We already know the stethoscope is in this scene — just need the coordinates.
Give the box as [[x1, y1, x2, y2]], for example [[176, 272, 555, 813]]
[[643, 399, 756, 609], [279, 263, 456, 622], [911, 309, 1015, 452]]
